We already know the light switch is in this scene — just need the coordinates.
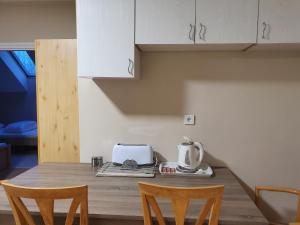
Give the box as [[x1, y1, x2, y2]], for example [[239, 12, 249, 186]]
[[184, 115, 195, 125]]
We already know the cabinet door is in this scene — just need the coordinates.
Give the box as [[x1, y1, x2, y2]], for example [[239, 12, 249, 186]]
[[135, 0, 195, 45], [77, 0, 137, 78], [258, 0, 300, 43], [195, 0, 258, 44]]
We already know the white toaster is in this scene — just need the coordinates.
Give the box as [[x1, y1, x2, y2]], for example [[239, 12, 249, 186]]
[[112, 144, 153, 165]]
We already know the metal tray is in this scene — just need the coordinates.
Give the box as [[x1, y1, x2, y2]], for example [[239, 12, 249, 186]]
[[96, 162, 155, 178], [159, 162, 213, 177]]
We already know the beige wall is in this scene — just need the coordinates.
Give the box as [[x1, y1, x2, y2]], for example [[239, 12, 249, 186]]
[[0, 1, 75, 43], [1, 1, 299, 223], [79, 51, 300, 223]]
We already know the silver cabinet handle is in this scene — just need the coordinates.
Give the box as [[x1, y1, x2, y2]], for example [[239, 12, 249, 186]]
[[262, 22, 267, 39], [262, 22, 270, 40], [128, 58, 134, 75], [199, 23, 207, 41], [130, 60, 134, 75], [189, 24, 195, 42]]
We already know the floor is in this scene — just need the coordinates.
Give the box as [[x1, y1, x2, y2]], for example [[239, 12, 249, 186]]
[[0, 167, 29, 180], [11, 146, 38, 168], [0, 146, 37, 180]]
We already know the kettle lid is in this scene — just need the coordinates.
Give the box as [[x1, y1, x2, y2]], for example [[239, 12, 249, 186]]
[[181, 136, 193, 145]]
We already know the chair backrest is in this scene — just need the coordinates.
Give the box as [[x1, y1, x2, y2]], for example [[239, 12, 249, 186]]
[[255, 186, 300, 223], [138, 182, 224, 225], [2, 182, 88, 225]]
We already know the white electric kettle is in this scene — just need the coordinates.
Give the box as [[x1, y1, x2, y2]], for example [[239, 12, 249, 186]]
[[177, 137, 204, 172]]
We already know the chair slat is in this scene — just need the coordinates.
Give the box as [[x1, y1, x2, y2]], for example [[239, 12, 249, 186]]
[[141, 194, 153, 225], [208, 198, 222, 225], [12, 196, 36, 225], [6, 195, 27, 225], [36, 199, 54, 225], [80, 190, 88, 225], [195, 198, 214, 225], [146, 195, 167, 225], [171, 198, 189, 225], [296, 197, 300, 222], [65, 197, 81, 225]]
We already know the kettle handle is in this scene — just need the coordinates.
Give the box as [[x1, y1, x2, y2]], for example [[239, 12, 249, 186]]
[[194, 142, 204, 164]]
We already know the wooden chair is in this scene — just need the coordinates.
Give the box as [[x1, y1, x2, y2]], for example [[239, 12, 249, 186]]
[[255, 186, 300, 225], [138, 182, 224, 225], [1, 181, 88, 225]]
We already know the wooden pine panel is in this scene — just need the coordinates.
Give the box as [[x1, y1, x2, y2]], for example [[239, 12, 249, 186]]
[[35, 39, 80, 163]]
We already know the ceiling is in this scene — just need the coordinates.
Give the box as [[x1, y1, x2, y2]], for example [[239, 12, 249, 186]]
[[0, 51, 28, 93]]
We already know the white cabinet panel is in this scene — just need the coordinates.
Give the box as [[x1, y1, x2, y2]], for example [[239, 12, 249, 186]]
[[136, 0, 195, 45], [258, 0, 300, 44], [195, 0, 258, 44], [77, 0, 139, 78]]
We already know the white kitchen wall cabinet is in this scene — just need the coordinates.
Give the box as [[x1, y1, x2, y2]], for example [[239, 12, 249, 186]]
[[136, 0, 258, 51], [135, 0, 196, 48], [76, 0, 140, 78], [258, 0, 300, 44], [195, 0, 258, 47]]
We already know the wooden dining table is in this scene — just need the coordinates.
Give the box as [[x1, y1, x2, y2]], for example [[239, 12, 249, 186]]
[[0, 163, 268, 225]]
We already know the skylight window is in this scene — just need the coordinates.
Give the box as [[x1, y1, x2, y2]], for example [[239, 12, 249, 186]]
[[12, 51, 36, 77]]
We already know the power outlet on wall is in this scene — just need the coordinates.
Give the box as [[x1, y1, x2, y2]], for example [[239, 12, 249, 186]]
[[184, 115, 195, 125]]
